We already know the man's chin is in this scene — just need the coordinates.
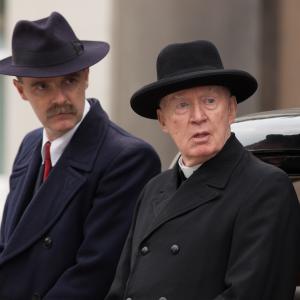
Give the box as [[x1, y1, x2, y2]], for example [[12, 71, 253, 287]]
[[186, 149, 218, 164], [49, 113, 75, 120], [47, 123, 77, 137]]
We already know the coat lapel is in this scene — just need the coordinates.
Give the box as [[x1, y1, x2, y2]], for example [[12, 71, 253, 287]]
[[142, 173, 220, 242], [0, 162, 87, 263], [0, 99, 109, 264], [141, 134, 245, 242], [151, 168, 178, 218], [6, 134, 42, 238]]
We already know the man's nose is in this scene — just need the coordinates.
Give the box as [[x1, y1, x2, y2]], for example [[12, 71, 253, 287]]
[[190, 102, 207, 122], [53, 85, 67, 103]]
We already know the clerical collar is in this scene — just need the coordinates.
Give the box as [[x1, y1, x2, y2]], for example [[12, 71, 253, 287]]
[[178, 156, 202, 179]]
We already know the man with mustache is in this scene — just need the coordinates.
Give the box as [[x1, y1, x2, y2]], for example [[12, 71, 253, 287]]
[[46, 103, 76, 118], [106, 40, 300, 300], [0, 12, 160, 300]]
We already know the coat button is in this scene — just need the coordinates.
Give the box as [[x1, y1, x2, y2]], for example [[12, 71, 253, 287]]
[[170, 244, 180, 254], [140, 245, 149, 255], [43, 236, 53, 249], [32, 293, 41, 300]]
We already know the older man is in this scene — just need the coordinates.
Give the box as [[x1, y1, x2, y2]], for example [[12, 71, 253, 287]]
[[0, 12, 161, 300], [106, 40, 300, 300]]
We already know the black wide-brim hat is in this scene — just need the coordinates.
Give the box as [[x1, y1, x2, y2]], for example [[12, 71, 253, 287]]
[[0, 11, 109, 77], [131, 40, 258, 119]]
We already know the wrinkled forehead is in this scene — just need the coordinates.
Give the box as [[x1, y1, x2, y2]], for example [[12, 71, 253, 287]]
[[160, 85, 231, 106]]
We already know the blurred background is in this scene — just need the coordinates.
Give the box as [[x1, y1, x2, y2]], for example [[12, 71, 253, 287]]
[[0, 0, 299, 216]]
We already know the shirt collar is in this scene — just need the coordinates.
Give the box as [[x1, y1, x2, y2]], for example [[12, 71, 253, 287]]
[[178, 155, 202, 179], [41, 99, 90, 165]]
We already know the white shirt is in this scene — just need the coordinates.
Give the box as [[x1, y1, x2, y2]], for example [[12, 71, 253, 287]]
[[178, 155, 202, 179], [41, 100, 90, 166]]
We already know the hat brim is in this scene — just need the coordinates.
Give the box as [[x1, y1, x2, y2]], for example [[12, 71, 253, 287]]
[[0, 41, 109, 77], [130, 69, 258, 119]]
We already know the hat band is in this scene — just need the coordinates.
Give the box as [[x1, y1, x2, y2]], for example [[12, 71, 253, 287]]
[[12, 41, 84, 68], [158, 65, 222, 80]]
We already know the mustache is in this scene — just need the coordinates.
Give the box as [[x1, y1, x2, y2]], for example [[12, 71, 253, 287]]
[[46, 103, 77, 118]]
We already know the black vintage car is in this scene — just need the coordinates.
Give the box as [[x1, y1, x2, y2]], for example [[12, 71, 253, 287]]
[[232, 108, 300, 181], [232, 109, 300, 300]]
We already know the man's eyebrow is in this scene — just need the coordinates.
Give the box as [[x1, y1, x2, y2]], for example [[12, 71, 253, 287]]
[[173, 94, 185, 99], [30, 80, 47, 87], [65, 71, 81, 78], [169, 92, 185, 100]]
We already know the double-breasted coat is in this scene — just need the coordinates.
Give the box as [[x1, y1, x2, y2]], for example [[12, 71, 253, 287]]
[[0, 99, 161, 300], [106, 135, 300, 300]]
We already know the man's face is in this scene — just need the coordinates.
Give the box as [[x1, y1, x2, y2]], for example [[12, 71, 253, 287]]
[[13, 68, 89, 141], [157, 85, 237, 166]]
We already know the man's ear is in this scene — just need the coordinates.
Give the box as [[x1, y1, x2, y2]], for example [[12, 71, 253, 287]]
[[83, 68, 89, 89], [13, 79, 28, 100], [157, 108, 169, 133], [228, 96, 237, 124]]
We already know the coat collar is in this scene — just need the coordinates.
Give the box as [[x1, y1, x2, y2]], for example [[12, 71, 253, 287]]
[[142, 134, 246, 242], [0, 99, 109, 264], [60, 98, 110, 172], [191, 133, 245, 189]]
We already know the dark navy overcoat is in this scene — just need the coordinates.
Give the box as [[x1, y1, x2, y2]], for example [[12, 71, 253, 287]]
[[0, 99, 161, 300]]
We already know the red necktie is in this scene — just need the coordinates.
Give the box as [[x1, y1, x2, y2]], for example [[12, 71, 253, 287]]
[[43, 141, 52, 181]]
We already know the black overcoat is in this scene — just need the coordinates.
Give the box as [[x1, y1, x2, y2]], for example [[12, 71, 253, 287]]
[[0, 99, 161, 300], [106, 135, 300, 300]]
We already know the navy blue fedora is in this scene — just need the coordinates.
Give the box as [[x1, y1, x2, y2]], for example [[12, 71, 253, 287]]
[[0, 11, 109, 77], [130, 40, 258, 119]]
